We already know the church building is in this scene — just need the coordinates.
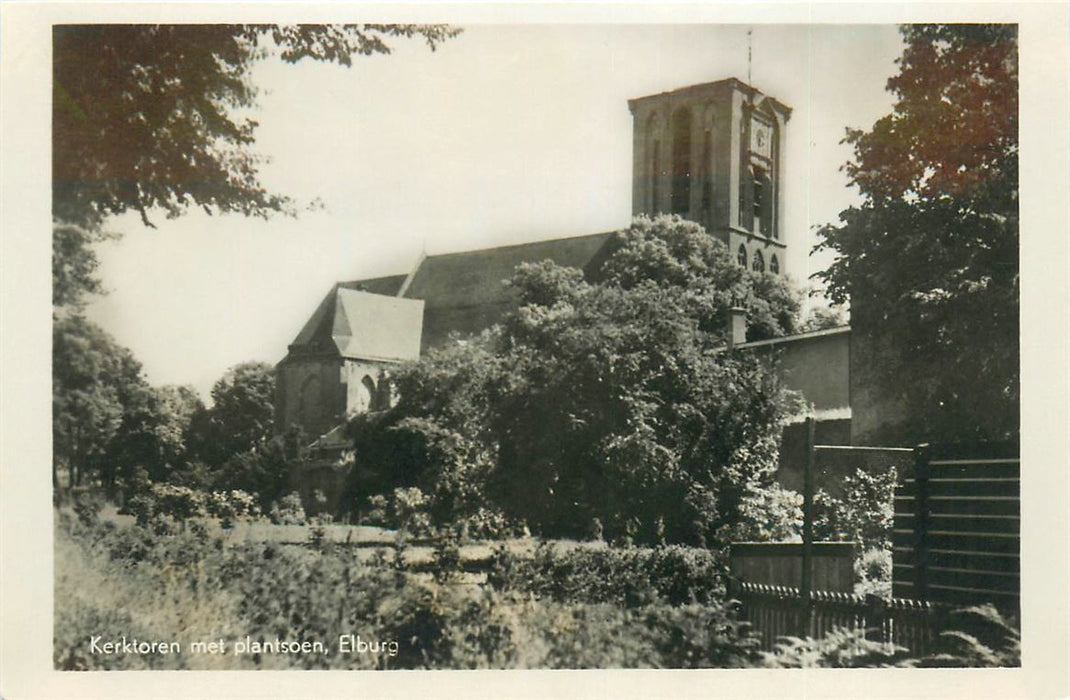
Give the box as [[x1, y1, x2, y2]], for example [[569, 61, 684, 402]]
[[275, 78, 902, 501]]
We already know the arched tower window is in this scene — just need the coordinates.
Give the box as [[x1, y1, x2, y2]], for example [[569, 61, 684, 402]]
[[752, 249, 765, 273], [701, 128, 713, 213], [770, 254, 779, 275], [646, 113, 661, 213], [752, 165, 765, 219], [670, 108, 692, 215], [737, 245, 748, 269]]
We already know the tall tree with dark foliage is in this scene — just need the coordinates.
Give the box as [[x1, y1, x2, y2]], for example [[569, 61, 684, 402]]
[[815, 24, 1018, 442]]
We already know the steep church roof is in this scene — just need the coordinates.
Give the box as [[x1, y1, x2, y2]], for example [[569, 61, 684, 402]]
[[397, 231, 616, 350], [285, 285, 423, 362]]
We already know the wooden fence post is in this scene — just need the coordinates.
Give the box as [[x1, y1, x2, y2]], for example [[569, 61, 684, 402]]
[[800, 416, 815, 637], [864, 593, 887, 644], [912, 443, 931, 602]]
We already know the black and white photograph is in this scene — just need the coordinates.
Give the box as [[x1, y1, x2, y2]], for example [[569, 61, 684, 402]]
[[1, 4, 1069, 699]]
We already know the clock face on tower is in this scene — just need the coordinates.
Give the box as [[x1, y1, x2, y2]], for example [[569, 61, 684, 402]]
[[750, 119, 773, 159]]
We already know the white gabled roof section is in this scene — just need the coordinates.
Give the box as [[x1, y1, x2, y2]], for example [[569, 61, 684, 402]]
[[332, 288, 424, 362]]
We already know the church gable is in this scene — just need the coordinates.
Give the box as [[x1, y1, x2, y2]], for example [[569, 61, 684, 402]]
[[332, 288, 423, 362], [340, 274, 407, 297]]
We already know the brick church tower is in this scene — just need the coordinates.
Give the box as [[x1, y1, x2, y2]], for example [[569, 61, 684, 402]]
[[628, 78, 791, 276]]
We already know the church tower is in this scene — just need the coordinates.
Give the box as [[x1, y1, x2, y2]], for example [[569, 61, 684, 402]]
[[628, 78, 791, 276]]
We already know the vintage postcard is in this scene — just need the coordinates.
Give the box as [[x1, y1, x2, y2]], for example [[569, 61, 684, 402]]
[[1, 2, 1068, 699]]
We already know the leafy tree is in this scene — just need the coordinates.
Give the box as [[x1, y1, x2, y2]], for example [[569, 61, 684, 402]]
[[598, 215, 801, 340], [346, 338, 503, 524], [493, 254, 797, 542], [98, 366, 162, 493], [52, 316, 125, 489], [800, 305, 847, 333], [351, 215, 803, 543], [152, 384, 205, 467], [815, 24, 1018, 442], [104, 383, 206, 491], [52, 224, 116, 309], [51, 24, 460, 309], [53, 316, 205, 495], [216, 436, 300, 512], [52, 315, 153, 491], [187, 361, 276, 468], [53, 23, 461, 230]]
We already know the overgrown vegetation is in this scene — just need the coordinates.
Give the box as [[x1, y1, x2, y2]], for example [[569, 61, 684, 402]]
[[55, 507, 761, 670], [760, 604, 1020, 668], [348, 215, 803, 545], [55, 496, 1017, 671]]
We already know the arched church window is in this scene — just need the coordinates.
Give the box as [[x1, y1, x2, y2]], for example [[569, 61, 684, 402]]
[[752, 249, 765, 273], [737, 245, 748, 268], [360, 375, 377, 412], [769, 253, 779, 275], [670, 108, 692, 215]]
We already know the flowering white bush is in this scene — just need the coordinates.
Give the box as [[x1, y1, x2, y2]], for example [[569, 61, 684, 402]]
[[204, 489, 260, 526]]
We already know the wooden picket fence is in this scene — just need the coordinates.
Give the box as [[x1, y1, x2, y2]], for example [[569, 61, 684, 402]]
[[731, 581, 942, 655]]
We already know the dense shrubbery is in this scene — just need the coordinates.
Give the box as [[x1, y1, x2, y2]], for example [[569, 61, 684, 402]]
[[488, 542, 726, 607], [122, 482, 264, 529]]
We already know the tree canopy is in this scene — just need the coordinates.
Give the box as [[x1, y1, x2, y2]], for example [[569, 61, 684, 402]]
[[53, 23, 460, 230], [814, 24, 1018, 442], [52, 315, 202, 492], [349, 215, 803, 544], [51, 23, 460, 309], [186, 361, 276, 468]]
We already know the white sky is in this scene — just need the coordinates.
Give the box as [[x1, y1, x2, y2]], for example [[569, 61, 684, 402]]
[[84, 24, 906, 399]]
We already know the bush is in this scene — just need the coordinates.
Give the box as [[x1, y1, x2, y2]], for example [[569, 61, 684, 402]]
[[854, 547, 892, 597], [269, 491, 307, 525], [150, 483, 205, 521], [488, 542, 726, 607], [392, 486, 432, 537], [812, 466, 897, 551], [716, 482, 802, 543], [72, 490, 105, 526], [205, 489, 261, 527]]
